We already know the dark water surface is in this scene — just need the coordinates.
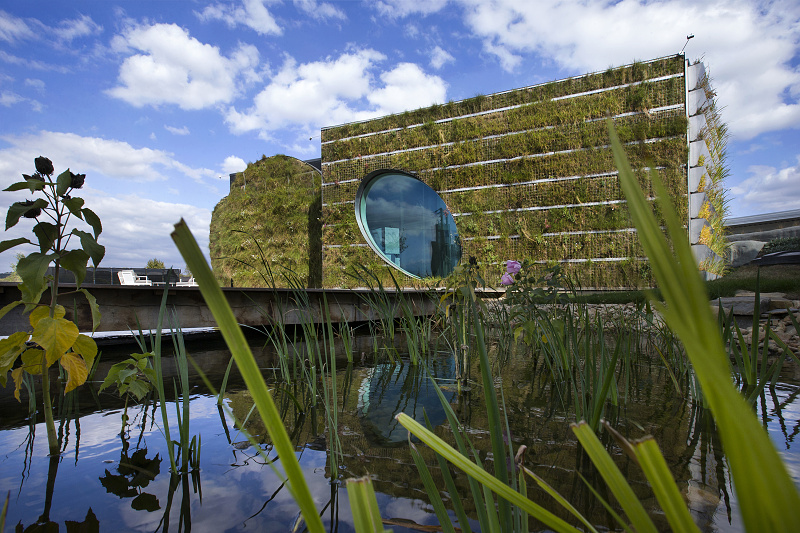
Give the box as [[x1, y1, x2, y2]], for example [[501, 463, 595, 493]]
[[1, 334, 798, 532]]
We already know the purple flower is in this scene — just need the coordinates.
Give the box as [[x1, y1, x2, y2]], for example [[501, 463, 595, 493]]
[[501, 272, 514, 286], [506, 260, 521, 275]]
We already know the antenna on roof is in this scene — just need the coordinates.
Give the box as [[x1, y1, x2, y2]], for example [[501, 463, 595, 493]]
[[681, 34, 694, 54]]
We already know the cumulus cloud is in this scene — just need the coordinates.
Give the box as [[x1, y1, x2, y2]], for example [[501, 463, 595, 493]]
[[730, 157, 800, 213], [108, 23, 260, 110], [430, 46, 455, 69], [221, 155, 247, 174], [368, 62, 447, 113], [293, 0, 346, 21], [197, 0, 282, 35], [225, 50, 447, 140], [454, 0, 800, 140]]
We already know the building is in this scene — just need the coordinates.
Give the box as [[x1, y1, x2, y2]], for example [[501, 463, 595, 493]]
[[212, 54, 727, 289]]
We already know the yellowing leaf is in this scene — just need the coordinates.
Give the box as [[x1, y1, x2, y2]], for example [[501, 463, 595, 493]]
[[29, 304, 66, 328], [11, 367, 24, 401], [71, 334, 98, 370], [61, 352, 88, 393], [21, 348, 44, 375], [31, 316, 79, 366], [0, 331, 30, 374]]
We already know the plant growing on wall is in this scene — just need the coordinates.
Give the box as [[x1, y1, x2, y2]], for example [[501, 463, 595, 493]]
[[0, 156, 103, 455]]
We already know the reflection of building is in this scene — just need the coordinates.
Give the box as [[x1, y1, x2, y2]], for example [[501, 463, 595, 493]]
[[431, 208, 459, 278]]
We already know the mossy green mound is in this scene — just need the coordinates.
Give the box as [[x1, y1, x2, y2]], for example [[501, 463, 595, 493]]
[[209, 155, 322, 287]]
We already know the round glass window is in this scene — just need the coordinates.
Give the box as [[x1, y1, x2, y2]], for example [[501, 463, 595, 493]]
[[355, 170, 461, 279]]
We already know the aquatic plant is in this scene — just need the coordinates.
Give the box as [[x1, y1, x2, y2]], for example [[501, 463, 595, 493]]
[[0, 157, 104, 455]]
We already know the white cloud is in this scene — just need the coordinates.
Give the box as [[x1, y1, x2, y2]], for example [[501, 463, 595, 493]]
[[0, 132, 217, 269], [225, 50, 447, 141], [197, 0, 282, 35], [293, 0, 346, 21], [108, 23, 260, 110], [368, 62, 448, 114], [24, 78, 45, 92], [0, 90, 41, 112], [165, 125, 191, 135], [225, 49, 386, 133], [221, 155, 247, 174], [730, 158, 800, 213], [0, 131, 214, 184], [374, 0, 449, 18], [430, 46, 454, 69], [54, 14, 102, 43], [455, 0, 800, 140], [0, 10, 31, 43]]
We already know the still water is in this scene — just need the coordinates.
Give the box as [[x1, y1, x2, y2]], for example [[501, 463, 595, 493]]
[[1, 333, 798, 532]]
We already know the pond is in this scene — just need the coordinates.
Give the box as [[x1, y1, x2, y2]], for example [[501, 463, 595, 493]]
[[1, 329, 799, 532]]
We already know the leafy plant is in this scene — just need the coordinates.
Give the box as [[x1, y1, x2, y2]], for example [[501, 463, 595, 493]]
[[0, 156, 104, 455], [146, 258, 165, 269]]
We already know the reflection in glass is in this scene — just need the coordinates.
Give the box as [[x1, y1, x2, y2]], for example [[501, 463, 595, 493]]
[[357, 171, 461, 278]]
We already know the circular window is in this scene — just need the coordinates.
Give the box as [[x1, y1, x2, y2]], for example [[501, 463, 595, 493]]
[[355, 170, 461, 279]]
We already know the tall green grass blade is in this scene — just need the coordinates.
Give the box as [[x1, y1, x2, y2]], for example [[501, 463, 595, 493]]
[[346, 477, 393, 533], [608, 121, 800, 530], [409, 442, 457, 533], [632, 437, 699, 533], [396, 413, 582, 533], [571, 422, 656, 533], [171, 219, 324, 533], [518, 462, 598, 533]]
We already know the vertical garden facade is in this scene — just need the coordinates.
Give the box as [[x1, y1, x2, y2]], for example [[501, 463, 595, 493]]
[[320, 54, 726, 288]]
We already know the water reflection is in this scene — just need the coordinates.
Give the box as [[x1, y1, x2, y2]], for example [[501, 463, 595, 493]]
[[357, 357, 456, 446], [0, 334, 799, 532]]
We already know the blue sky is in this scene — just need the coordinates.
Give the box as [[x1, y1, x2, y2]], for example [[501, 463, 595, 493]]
[[1, 0, 799, 271]]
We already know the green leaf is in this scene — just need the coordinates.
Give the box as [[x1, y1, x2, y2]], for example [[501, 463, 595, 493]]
[[345, 477, 391, 533], [171, 218, 325, 533], [6, 199, 48, 230], [632, 438, 699, 533], [72, 334, 98, 370], [571, 422, 656, 533], [32, 222, 59, 253], [0, 300, 22, 323], [0, 331, 30, 382], [20, 347, 44, 376], [0, 237, 31, 255], [60, 249, 90, 287], [62, 197, 85, 219], [396, 413, 581, 533], [608, 120, 800, 530], [31, 316, 79, 366], [77, 288, 101, 332], [56, 169, 71, 197], [409, 442, 457, 533], [17, 252, 55, 306], [4, 180, 45, 192], [82, 208, 102, 239], [71, 229, 105, 267]]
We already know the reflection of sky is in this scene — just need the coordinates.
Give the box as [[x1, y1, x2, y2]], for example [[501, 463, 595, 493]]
[[365, 174, 460, 277]]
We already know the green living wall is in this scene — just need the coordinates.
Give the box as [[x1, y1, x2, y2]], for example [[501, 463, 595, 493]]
[[321, 55, 694, 288], [210, 155, 322, 288]]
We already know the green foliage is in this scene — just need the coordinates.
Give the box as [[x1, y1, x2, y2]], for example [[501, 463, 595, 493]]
[[209, 155, 322, 287], [145, 258, 165, 269], [320, 56, 694, 288], [763, 237, 800, 254], [99, 352, 156, 402], [1, 156, 103, 455]]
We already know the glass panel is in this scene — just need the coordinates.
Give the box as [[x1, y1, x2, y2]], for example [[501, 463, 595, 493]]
[[359, 172, 461, 278]]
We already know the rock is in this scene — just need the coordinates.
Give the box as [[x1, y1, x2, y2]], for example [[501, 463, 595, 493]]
[[729, 240, 765, 267]]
